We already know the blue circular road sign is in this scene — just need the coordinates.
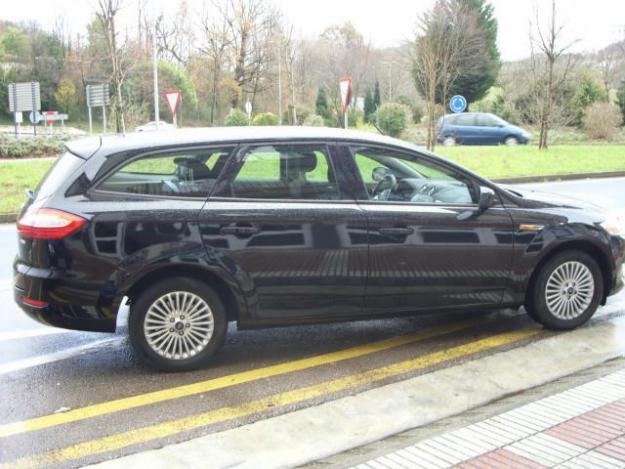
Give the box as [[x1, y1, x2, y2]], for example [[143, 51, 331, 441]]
[[449, 95, 467, 113]]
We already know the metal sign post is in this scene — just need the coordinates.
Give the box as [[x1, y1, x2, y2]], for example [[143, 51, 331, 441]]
[[245, 101, 252, 125], [30, 82, 37, 136], [12, 84, 18, 136]]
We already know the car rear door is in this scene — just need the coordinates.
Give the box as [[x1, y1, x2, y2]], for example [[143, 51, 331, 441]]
[[200, 141, 368, 326], [452, 114, 480, 144], [343, 144, 515, 314]]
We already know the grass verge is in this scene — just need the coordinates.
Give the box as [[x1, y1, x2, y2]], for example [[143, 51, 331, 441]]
[[0, 159, 55, 214], [437, 145, 625, 179]]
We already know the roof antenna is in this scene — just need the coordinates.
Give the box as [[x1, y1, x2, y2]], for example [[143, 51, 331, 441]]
[[372, 122, 386, 136]]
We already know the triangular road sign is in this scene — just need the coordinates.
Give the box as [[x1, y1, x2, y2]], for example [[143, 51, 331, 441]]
[[339, 77, 352, 112], [164, 89, 181, 116]]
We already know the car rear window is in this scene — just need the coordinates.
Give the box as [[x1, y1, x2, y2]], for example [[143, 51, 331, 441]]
[[35, 152, 84, 200]]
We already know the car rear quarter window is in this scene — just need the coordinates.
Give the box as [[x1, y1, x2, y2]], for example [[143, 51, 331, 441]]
[[35, 152, 84, 200], [97, 147, 233, 197]]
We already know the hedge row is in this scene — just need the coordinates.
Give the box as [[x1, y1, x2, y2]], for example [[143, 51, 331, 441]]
[[0, 135, 66, 158]]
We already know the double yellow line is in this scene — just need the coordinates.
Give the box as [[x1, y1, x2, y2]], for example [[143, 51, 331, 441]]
[[1, 320, 544, 468], [0, 318, 482, 439]]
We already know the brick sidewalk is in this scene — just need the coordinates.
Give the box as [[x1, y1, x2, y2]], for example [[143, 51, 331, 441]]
[[352, 370, 625, 469]]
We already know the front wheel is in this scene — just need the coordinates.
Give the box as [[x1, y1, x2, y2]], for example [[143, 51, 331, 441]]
[[527, 251, 603, 330], [504, 136, 518, 146], [129, 278, 228, 371]]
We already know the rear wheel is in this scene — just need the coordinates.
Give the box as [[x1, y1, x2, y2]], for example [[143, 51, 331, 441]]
[[129, 278, 227, 371], [443, 136, 457, 147], [527, 251, 603, 330]]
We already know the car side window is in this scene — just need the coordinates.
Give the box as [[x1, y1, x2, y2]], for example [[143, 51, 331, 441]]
[[218, 144, 339, 200], [476, 114, 498, 127], [351, 146, 477, 205], [97, 147, 233, 197], [454, 114, 475, 126]]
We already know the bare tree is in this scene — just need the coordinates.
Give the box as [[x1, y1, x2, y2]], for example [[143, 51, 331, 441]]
[[412, 0, 486, 150], [219, 0, 279, 108], [200, 2, 234, 124], [97, 0, 126, 133], [156, 1, 194, 65], [530, 0, 577, 149]]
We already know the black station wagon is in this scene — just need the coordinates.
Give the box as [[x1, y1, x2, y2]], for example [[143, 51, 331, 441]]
[[13, 127, 625, 370]]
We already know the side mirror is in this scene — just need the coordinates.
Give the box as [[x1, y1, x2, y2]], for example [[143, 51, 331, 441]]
[[478, 186, 496, 211], [372, 167, 390, 182]]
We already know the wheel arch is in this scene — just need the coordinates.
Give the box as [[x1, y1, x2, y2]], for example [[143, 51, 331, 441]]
[[525, 240, 613, 307], [125, 265, 242, 322]]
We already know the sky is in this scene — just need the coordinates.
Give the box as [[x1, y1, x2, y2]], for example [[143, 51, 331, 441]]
[[3, 0, 625, 61]]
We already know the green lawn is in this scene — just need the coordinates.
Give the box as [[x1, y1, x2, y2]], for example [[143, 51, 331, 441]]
[[1, 144, 625, 214], [0, 159, 55, 214], [437, 145, 625, 179]]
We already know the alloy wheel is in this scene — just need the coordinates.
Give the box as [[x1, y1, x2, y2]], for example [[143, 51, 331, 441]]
[[545, 261, 595, 320], [143, 291, 215, 360]]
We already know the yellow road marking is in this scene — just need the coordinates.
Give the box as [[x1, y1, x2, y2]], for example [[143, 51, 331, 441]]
[[2, 328, 543, 469], [0, 317, 488, 438]]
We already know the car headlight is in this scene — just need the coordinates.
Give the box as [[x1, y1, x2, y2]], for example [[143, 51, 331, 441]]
[[600, 214, 625, 237]]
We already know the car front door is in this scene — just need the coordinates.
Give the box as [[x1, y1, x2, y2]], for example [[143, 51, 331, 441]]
[[475, 114, 503, 144], [200, 142, 368, 326], [345, 144, 515, 314]]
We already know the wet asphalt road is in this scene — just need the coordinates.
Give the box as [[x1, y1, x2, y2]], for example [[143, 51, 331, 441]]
[[0, 177, 624, 468]]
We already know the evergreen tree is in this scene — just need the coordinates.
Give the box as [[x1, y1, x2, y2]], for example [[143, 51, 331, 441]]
[[364, 88, 375, 122], [315, 87, 331, 121], [616, 79, 625, 125], [448, 0, 500, 103], [373, 81, 381, 110]]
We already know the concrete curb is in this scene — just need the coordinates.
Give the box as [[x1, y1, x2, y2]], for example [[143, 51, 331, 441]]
[[0, 214, 16, 224], [89, 315, 625, 469], [493, 170, 625, 184]]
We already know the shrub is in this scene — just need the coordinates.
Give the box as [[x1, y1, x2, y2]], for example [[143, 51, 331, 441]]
[[0, 135, 66, 158], [394, 95, 423, 124], [252, 112, 279, 126], [572, 77, 608, 126], [375, 103, 410, 137], [303, 114, 325, 127], [223, 109, 249, 126], [582, 102, 622, 140]]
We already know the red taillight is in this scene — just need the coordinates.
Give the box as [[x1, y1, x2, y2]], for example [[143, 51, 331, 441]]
[[22, 296, 49, 308], [17, 209, 87, 240]]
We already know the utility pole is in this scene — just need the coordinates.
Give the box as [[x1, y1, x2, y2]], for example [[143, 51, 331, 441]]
[[277, 41, 282, 125], [152, 21, 160, 129], [388, 63, 393, 101]]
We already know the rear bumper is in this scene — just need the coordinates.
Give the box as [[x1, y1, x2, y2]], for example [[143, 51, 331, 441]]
[[13, 261, 117, 333]]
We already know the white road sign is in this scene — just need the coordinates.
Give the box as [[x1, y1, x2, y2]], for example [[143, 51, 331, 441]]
[[8, 82, 41, 112]]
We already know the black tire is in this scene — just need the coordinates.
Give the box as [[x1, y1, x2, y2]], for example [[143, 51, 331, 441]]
[[129, 277, 228, 371], [527, 250, 603, 331]]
